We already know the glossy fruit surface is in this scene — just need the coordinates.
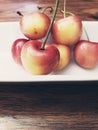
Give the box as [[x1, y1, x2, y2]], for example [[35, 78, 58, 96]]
[[52, 15, 82, 46], [74, 40, 98, 69], [21, 40, 60, 75], [11, 38, 28, 65], [20, 12, 50, 40], [54, 44, 71, 70]]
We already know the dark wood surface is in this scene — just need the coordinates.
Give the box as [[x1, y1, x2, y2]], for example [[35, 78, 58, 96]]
[[0, 82, 98, 130], [1, 0, 98, 21], [0, 0, 98, 129]]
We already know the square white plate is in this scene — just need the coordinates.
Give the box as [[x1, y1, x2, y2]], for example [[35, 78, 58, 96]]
[[0, 21, 98, 82]]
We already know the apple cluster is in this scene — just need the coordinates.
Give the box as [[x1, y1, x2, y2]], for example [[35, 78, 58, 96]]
[[11, 10, 98, 75]]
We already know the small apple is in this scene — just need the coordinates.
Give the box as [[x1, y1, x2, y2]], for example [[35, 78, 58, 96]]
[[52, 15, 82, 46], [21, 40, 60, 75], [53, 44, 71, 70], [11, 38, 29, 65], [20, 12, 51, 40], [74, 40, 98, 69]]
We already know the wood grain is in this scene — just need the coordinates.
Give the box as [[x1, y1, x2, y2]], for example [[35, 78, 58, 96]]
[[0, 0, 98, 129], [0, 0, 98, 21], [0, 82, 98, 130]]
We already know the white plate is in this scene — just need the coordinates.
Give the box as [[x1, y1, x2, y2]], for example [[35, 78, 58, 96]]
[[0, 21, 98, 82]]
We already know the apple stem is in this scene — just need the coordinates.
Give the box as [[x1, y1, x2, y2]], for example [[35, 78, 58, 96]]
[[61, 10, 74, 16], [40, 0, 59, 50], [64, 0, 66, 18], [63, 0, 74, 17], [17, 11, 23, 16], [41, 6, 54, 13], [83, 26, 90, 41]]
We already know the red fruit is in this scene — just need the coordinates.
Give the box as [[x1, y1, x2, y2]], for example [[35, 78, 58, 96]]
[[21, 40, 60, 75], [11, 38, 28, 65], [74, 40, 98, 69], [20, 12, 51, 40], [52, 15, 82, 46], [53, 44, 71, 70]]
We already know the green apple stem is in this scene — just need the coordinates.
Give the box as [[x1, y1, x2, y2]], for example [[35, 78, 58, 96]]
[[61, 10, 74, 16], [40, 0, 59, 50], [83, 26, 90, 41], [64, 0, 66, 18], [41, 6, 54, 13], [63, 0, 74, 17]]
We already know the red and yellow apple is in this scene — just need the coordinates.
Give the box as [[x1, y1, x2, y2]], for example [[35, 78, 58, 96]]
[[11, 38, 29, 65], [21, 40, 60, 75], [74, 40, 98, 69], [52, 15, 82, 46], [53, 44, 71, 70], [20, 12, 50, 40]]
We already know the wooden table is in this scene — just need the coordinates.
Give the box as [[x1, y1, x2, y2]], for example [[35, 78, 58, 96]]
[[1, 0, 98, 21], [0, 0, 98, 129]]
